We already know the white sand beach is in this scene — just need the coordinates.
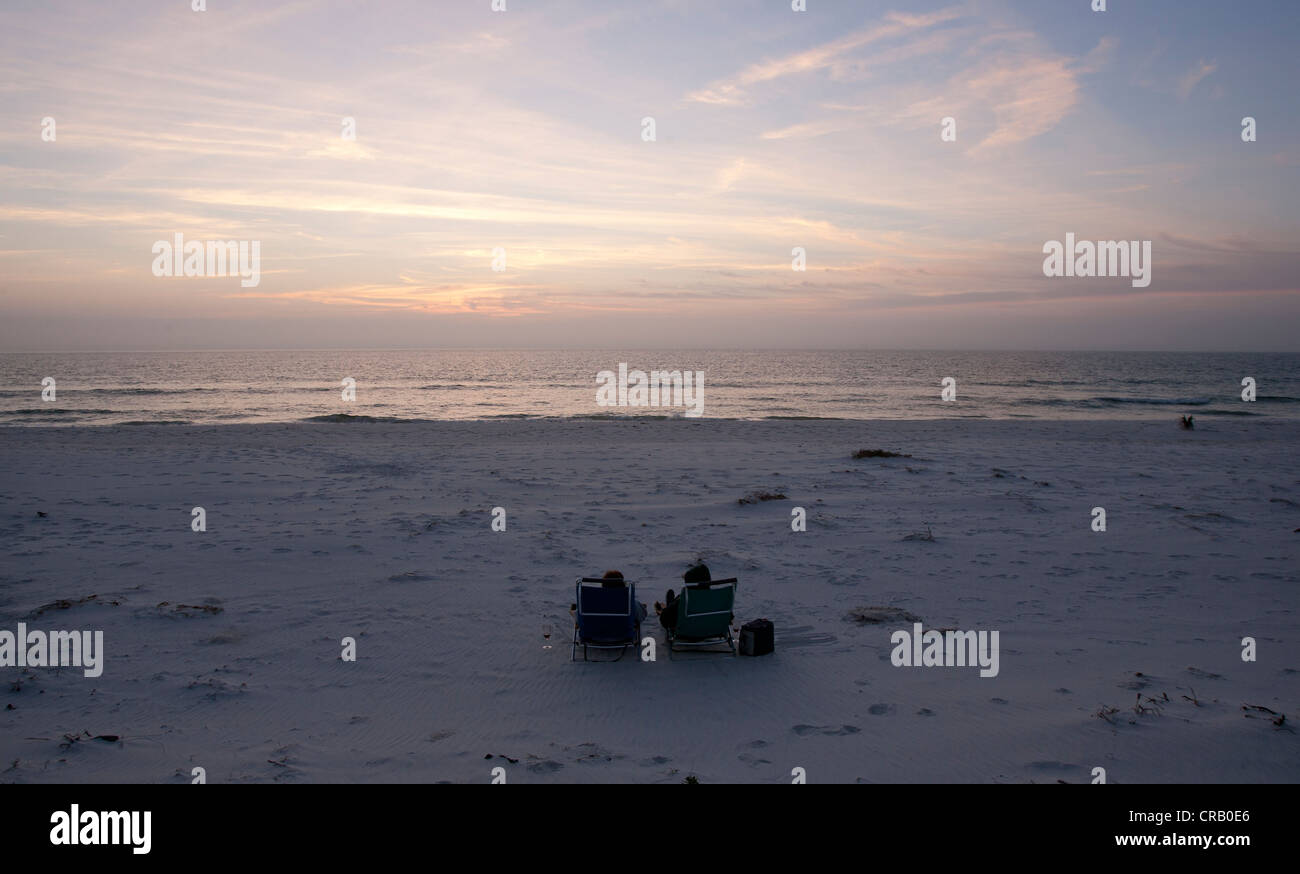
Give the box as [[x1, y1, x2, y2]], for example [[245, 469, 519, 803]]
[[1, 417, 1297, 783]]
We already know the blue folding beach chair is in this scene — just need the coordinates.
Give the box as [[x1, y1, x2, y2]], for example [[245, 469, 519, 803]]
[[572, 578, 641, 662]]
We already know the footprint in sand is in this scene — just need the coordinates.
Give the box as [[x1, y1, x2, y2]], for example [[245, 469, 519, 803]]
[[792, 724, 861, 736], [387, 571, 435, 583]]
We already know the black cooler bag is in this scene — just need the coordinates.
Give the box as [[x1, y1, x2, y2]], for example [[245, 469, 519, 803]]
[[739, 619, 774, 656]]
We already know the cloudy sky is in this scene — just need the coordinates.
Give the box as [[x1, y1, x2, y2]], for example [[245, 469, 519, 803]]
[[1, 0, 1296, 350]]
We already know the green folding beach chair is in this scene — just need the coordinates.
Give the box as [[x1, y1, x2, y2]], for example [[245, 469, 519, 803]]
[[668, 578, 737, 656]]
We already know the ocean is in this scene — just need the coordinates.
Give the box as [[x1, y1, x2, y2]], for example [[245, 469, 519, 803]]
[[1, 349, 1297, 426]]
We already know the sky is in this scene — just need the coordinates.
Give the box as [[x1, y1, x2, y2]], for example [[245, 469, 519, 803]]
[[0, 0, 1297, 351]]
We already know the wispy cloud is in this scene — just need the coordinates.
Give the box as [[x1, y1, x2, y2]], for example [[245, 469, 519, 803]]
[[1177, 59, 1218, 99], [685, 7, 964, 105], [0, 0, 1295, 349]]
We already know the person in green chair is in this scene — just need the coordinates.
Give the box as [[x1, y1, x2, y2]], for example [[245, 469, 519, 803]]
[[657, 563, 717, 630]]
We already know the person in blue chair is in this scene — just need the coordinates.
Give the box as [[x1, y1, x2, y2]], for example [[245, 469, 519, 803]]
[[599, 569, 647, 621]]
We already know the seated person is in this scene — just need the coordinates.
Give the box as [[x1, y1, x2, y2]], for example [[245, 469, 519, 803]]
[[657, 563, 715, 631], [592, 569, 647, 622]]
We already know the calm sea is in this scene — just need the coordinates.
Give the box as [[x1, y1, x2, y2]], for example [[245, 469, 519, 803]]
[[0, 350, 1297, 426]]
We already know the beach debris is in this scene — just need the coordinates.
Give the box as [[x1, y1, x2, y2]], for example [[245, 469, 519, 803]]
[[1134, 693, 1164, 716], [845, 606, 921, 625], [484, 753, 519, 764], [56, 730, 121, 750], [901, 524, 935, 542], [1099, 686, 1291, 733], [852, 448, 910, 459], [1183, 511, 1238, 524], [683, 775, 699, 784], [263, 746, 301, 772], [35, 511, 47, 518], [157, 602, 222, 616], [30, 594, 122, 618], [1242, 704, 1288, 728], [738, 490, 787, 504]]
